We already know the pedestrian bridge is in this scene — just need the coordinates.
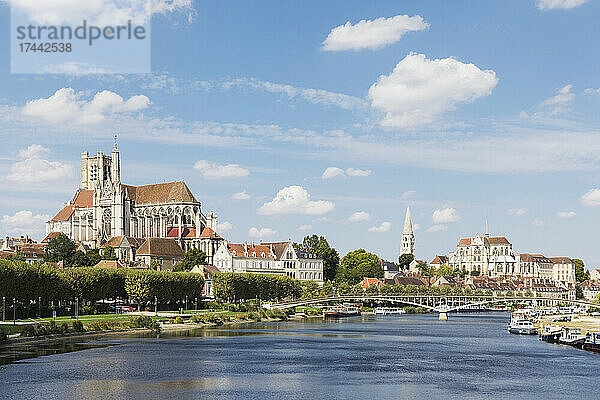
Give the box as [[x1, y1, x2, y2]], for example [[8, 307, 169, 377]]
[[265, 295, 598, 320]]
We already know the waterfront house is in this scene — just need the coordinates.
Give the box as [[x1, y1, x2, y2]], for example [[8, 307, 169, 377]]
[[579, 280, 600, 302], [360, 277, 383, 290], [135, 237, 185, 271]]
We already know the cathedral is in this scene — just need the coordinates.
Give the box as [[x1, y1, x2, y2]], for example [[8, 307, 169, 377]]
[[46, 145, 224, 264]]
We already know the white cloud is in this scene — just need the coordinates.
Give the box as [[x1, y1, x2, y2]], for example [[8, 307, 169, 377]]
[[367, 53, 498, 128], [536, 0, 589, 10], [413, 223, 421, 231], [248, 227, 277, 238], [0, 210, 50, 238], [346, 167, 371, 177], [532, 219, 547, 226], [322, 167, 346, 180], [22, 88, 150, 125], [257, 185, 334, 216], [231, 191, 251, 200], [581, 189, 600, 206], [222, 78, 367, 111], [534, 85, 576, 116], [348, 211, 371, 222], [368, 221, 391, 232], [400, 190, 416, 200], [298, 224, 312, 230], [6, 0, 193, 25], [432, 207, 460, 224], [193, 160, 249, 180], [322, 14, 429, 51], [427, 224, 448, 232], [5, 144, 72, 185], [216, 221, 233, 233], [556, 211, 577, 218], [507, 208, 527, 217], [322, 166, 371, 179], [584, 88, 600, 96]]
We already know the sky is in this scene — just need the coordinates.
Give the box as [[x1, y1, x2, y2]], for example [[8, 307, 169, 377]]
[[1, 0, 600, 269]]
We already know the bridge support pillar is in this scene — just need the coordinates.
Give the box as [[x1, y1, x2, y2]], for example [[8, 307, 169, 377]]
[[439, 312, 448, 321]]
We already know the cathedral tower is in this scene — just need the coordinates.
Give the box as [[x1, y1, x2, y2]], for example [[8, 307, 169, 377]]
[[400, 206, 415, 256]]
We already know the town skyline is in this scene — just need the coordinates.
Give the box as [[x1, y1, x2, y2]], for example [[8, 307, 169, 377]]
[[1, 1, 600, 267]]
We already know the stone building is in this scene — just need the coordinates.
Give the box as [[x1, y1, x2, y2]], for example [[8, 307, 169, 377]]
[[400, 206, 415, 256], [135, 237, 185, 271], [46, 146, 225, 264]]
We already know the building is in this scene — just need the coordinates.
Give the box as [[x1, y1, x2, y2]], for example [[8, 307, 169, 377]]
[[519, 254, 553, 280], [400, 206, 415, 256], [190, 264, 221, 298], [214, 242, 280, 275], [430, 255, 449, 270], [448, 227, 519, 278], [101, 236, 145, 263], [213, 241, 324, 283], [381, 260, 402, 279], [550, 257, 576, 285], [590, 268, 600, 282], [135, 237, 185, 271], [360, 277, 382, 290], [45, 146, 225, 264], [94, 260, 127, 269], [579, 280, 600, 302]]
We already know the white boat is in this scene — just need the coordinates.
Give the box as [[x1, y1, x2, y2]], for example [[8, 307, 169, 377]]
[[558, 328, 586, 347], [374, 307, 406, 315], [508, 317, 537, 335]]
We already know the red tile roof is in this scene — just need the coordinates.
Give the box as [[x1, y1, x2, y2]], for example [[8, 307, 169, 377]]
[[51, 205, 74, 222], [122, 181, 197, 205], [227, 243, 274, 259], [42, 232, 62, 243], [73, 190, 93, 208], [166, 227, 197, 238], [200, 227, 222, 239], [136, 238, 185, 258]]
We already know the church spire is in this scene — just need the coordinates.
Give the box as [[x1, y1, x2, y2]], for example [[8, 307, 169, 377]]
[[400, 206, 415, 256], [485, 218, 489, 237], [403, 206, 413, 234]]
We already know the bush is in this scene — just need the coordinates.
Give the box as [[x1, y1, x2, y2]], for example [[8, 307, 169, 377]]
[[0, 328, 7, 342], [21, 324, 36, 337], [72, 320, 84, 332], [174, 316, 184, 324], [248, 312, 261, 321], [128, 315, 160, 332], [80, 305, 98, 315]]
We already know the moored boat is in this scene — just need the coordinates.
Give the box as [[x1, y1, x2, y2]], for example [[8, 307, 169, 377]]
[[324, 305, 361, 318], [583, 332, 600, 353], [558, 327, 586, 348], [374, 307, 406, 315], [508, 318, 537, 335], [539, 325, 562, 343]]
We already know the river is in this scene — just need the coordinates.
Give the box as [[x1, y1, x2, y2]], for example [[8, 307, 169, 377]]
[[1, 313, 598, 399]]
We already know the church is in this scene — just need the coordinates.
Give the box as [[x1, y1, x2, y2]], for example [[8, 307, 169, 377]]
[[46, 145, 224, 265]]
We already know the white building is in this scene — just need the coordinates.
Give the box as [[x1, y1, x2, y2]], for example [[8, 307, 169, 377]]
[[213, 240, 323, 283], [550, 257, 576, 285], [46, 146, 225, 264], [519, 253, 553, 280], [448, 231, 518, 278]]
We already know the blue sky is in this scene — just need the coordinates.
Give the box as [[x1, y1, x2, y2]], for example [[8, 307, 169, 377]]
[[1, 0, 600, 269]]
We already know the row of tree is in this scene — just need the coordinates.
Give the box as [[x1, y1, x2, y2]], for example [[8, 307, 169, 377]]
[[213, 273, 301, 301], [0, 259, 204, 303]]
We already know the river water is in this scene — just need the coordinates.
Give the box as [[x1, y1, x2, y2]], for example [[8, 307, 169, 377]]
[[1, 313, 598, 399]]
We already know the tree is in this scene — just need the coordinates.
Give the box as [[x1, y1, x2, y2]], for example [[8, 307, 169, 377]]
[[398, 254, 415, 270], [86, 249, 101, 267], [295, 235, 340, 281], [44, 233, 76, 267], [336, 249, 381, 284], [573, 259, 590, 283], [180, 248, 207, 271], [435, 264, 454, 277], [101, 246, 117, 260], [417, 261, 431, 276], [72, 250, 90, 267], [576, 285, 584, 300]]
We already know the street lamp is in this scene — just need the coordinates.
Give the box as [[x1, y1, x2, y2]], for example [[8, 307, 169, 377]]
[[38, 296, 41, 318], [13, 298, 16, 325], [75, 297, 79, 320], [195, 297, 198, 311], [154, 296, 158, 316], [185, 295, 188, 311], [2, 297, 5, 322]]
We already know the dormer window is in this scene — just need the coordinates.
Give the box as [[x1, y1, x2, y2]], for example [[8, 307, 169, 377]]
[[261, 252, 265, 257]]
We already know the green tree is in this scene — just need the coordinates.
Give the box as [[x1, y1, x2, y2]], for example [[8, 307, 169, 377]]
[[180, 248, 207, 270], [398, 253, 415, 270], [72, 250, 90, 267], [573, 259, 590, 283], [101, 246, 117, 260], [44, 233, 76, 267], [295, 235, 340, 281], [86, 249, 101, 267], [435, 264, 454, 277], [336, 249, 381, 284], [576, 285, 584, 299], [417, 261, 431, 276]]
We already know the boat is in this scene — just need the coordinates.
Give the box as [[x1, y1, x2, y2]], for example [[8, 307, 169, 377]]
[[374, 307, 406, 315], [324, 305, 361, 318], [558, 327, 586, 348], [583, 332, 600, 353], [508, 316, 537, 335], [539, 325, 562, 343]]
